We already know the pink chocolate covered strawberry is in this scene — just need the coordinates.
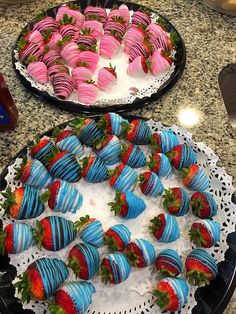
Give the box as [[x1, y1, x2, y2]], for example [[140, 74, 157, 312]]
[[129, 40, 153, 63], [42, 49, 61, 67], [104, 17, 127, 37], [127, 56, 148, 77], [33, 15, 59, 33], [77, 80, 98, 105], [60, 41, 80, 67], [82, 20, 103, 39], [84, 6, 107, 25], [100, 34, 121, 59], [23, 29, 44, 47], [72, 64, 93, 84], [124, 24, 146, 54], [151, 49, 172, 76], [27, 60, 49, 84], [78, 51, 99, 72], [48, 62, 70, 79], [52, 72, 75, 99], [18, 40, 44, 64], [55, 4, 84, 28], [146, 22, 166, 42], [98, 64, 117, 91], [45, 32, 62, 50]]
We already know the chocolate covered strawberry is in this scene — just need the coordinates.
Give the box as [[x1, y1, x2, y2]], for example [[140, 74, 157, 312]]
[[70, 117, 104, 147], [77, 30, 97, 51], [166, 143, 197, 170], [149, 213, 180, 243], [42, 49, 61, 67], [120, 119, 151, 144], [1, 186, 44, 220], [124, 24, 146, 54], [68, 243, 99, 280], [77, 80, 99, 105], [108, 191, 146, 219], [120, 143, 146, 168], [185, 248, 218, 285], [125, 238, 155, 268], [30, 136, 55, 166], [104, 224, 131, 251], [98, 64, 117, 91], [34, 216, 77, 251], [189, 220, 220, 248], [104, 17, 127, 37], [150, 49, 172, 76], [100, 252, 131, 284], [146, 22, 166, 42], [22, 29, 44, 47], [109, 164, 138, 192], [132, 9, 151, 27], [72, 64, 93, 84], [0, 222, 34, 255], [27, 60, 49, 84], [15, 158, 52, 188], [97, 112, 128, 137], [155, 249, 183, 277], [163, 187, 189, 216], [84, 6, 107, 25], [139, 171, 164, 197], [55, 4, 84, 28], [78, 51, 99, 72], [41, 180, 83, 214], [52, 72, 75, 100], [33, 15, 59, 32], [80, 155, 108, 183], [127, 55, 149, 77], [46, 148, 81, 182], [190, 191, 218, 218], [48, 281, 95, 314], [60, 41, 80, 67], [93, 134, 121, 165], [147, 153, 172, 177], [82, 19, 103, 39], [129, 40, 153, 63], [150, 130, 179, 154], [53, 127, 84, 157], [14, 257, 68, 302], [100, 33, 122, 58], [75, 215, 104, 248], [153, 277, 189, 312], [17, 40, 44, 64], [179, 164, 209, 191]]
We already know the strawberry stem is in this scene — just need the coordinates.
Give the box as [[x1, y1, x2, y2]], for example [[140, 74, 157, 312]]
[[14, 272, 31, 303]]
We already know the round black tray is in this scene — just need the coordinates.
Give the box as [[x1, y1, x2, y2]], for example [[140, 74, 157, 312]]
[[0, 115, 235, 314], [12, 0, 186, 114]]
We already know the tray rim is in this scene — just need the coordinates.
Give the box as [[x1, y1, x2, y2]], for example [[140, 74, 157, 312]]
[[12, 0, 186, 114], [0, 114, 235, 314]]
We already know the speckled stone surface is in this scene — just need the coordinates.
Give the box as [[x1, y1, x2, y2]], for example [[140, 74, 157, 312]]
[[0, 0, 235, 311]]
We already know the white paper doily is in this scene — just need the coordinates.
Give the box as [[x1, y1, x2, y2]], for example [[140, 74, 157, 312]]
[[0, 119, 235, 314], [13, 9, 176, 107]]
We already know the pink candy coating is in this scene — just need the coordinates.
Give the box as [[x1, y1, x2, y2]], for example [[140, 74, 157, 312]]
[[100, 35, 121, 59], [77, 51, 99, 72], [33, 16, 58, 32], [97, 67, 117, 91], [77, 82, 98, 105], [151, 48, 172, 76], [56, 5, 84, 28], [24, 30, 44, 48], [60, 42, 80, 67], [72, 66, 93, 84], [124, 25, 146, 54], [146, 23, 166, 42], [27, 61, 49, 84], [52, 72, 75, 99], [59, 24, 80, 39], [127, 56, 148, 77], [47, 32, 63, 50], [82, 20, 104, 39]]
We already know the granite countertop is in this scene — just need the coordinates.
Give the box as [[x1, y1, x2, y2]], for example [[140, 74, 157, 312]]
[[0, 0, 235, 312]]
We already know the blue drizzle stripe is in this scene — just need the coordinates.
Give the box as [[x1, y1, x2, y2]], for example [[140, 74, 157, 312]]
[[18, 186, 44, 219], [26, 159, 52, 188], [31, 141, 54, 166], [157, 153, 173, 178], [160, 130, 179, 153], [85, 156, 108, 183], [49, 153, 81, 183], [113, 166, 138, 192], [179, 144, 197, 170], [132, 120, 151, 145], [135, 238, 155, 266], [79, 220, 104, 247], [96, 136, 121, 165], [47, 216, 75, 251], [13, 222, 34, 253], [109, 113, 128, 136], [142, 172, 164, 197], [187, 167, 209, 191], [125, 145, 146, 168], [78, 120, 104, 147], [109, 224, 131, 246], [156, 249, 183, 274], [159, 214, 180, 243], [162, 277, 189, 310], [200, 220, 221, 246], [125, 191, 146, 219], [61, 282, 95, 313], [34, 258, 68, 299], [56, 135, 84, 158], [188, 248, 218, 277], [105, 252, 131, 283], [54, 181, 83, 213]]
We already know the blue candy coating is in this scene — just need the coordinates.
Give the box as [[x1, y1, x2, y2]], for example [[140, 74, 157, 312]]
[[71, 243, 99, 279], [32, 258, 69, 299], [154, 153, 173, 177], [84, 156, 108, 183], [187, 248, 218, 277], [79, 219, 104, 248], [160, 277, 189, 311], [25, 159, 52, 188], [96, 136, 121, 165], [141, 172, 164, 197], [102, 252, 131, 284], [160, 130, 179, 153], [133, 238, 156, 266], [113, 165, 138, 192], [77, 119, 104, 147], [123, 144, 146, 168], [17, 186, 44, 219], [131, 120, 151, 145], [125, 191, 146, 219], [56, 134, 84, 158], [31, 139, 54, 166], [173, 144, 197, 170], [49, 152, 81, 183], [185, 166, 209, 191], [156, 249, 183, 275], [59, 281, 95, 313], [12, 222, 34, 253], [53, 180, 83, 213], [107, 112, 128, 136], [159, 214, 180, 243], [108, 224, 131, 247]]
